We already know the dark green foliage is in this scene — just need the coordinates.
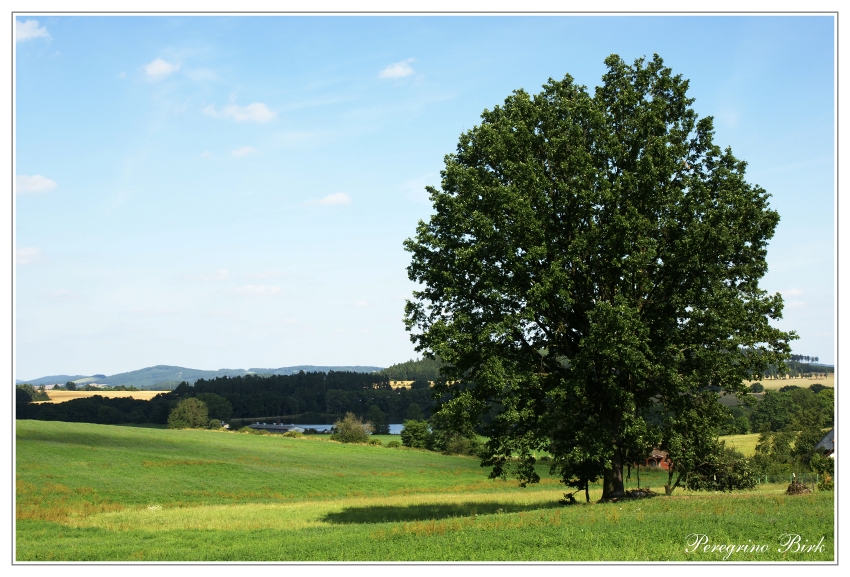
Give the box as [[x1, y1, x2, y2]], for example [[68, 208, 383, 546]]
[[386, 440, 401, 448], [17, 384, 50, 401], [720, 405, 751, 435], [403, 54, 795, 499], [378, 357, 445, 381], [167, 398, 209, 429], [405, 403, 424, 421], [400, 420, 432, 449], [65, 381, 77, 391], [365, 405, 389, 435], [195, 393, 233, 422], [750, 388, 833, 433], [331, 412, 373, 443], [749, 382, 764, 393], [680, 445, 757, 492], [809, 383, 828, 393], [778, 385, 800, 393]]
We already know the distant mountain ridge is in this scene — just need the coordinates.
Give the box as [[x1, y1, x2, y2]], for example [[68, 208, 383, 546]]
[[17, 364, 385, 389]]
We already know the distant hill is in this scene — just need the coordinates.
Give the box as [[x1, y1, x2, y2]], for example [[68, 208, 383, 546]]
[[17, 364, 385, 389], [15, 374, 87, 387]]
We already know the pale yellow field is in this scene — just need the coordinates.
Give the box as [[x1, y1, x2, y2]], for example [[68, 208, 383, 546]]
[[720, 433, 760, 456], [34, 390, 168, 404], [745, 374, 834, 391]]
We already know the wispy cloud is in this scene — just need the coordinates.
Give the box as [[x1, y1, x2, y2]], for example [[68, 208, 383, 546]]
[[185, 68, 217, 82], [16, 174, 57, 194], [379, 58, 415, 79], [16, 20, 50, 42], [306, 192, 351, 206], [355, 300, 369, 307], [187, 269, 229, 281], [203, 102, 276, 123], [785, 288, 805, 297], [203, 269, 229, 281], [231, 146, 258, 157], [16, 247, 43, 265], [144, 58, 180, 79], [234, 285, 281, 296]]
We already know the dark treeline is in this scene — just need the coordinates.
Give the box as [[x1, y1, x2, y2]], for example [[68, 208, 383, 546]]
[[185, 371, 436, 423], [377, 357, 444, 381], [761, 360, 833, 378], [16, 389, 174, 425], [16, 370, 437, 427]]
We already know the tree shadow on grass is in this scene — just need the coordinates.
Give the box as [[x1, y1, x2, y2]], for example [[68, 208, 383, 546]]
[[322, 500, 561, 525]]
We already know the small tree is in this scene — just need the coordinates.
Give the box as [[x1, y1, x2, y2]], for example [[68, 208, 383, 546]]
[[365, 405, 390, 435], [400, 419, 432, 449], [331, 412, 373, 443], [167, 398, 209, 429], [65, 381, 77, 391]]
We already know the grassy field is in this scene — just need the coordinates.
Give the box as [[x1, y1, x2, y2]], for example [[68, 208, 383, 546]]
[[16, 420, 834, 561], [33, 390, 168, 404], [745, 375, 834, 391], [720, 433, 760, 456]]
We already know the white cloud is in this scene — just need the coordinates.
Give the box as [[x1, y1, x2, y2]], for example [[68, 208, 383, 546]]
[[144, 58, 180, 79], [306, 192, 351, 206], [200, 151, 213, 158], [118, 72, 126, 79], [231, 146, 258, 157], [203, 102, 276, 123], [379, 58, 415, 79], [16, 174, 57, 194], [16, 20, 50, 42], [356, 300, 368, 307], [785, 288, 805, 297], [234, 285, 281, 296], [16, 247, 43, 265]]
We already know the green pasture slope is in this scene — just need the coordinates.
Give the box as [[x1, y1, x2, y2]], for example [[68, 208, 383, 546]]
[[16, 421, 834, 561]]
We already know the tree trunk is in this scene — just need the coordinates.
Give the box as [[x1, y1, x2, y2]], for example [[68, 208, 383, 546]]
[[601, 447, 625, 499]]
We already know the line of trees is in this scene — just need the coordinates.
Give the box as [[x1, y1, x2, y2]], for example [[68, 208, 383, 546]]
[[15, 370, 438, 427]]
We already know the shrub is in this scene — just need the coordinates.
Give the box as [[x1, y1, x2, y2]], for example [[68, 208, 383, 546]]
[[207, 419, 222, 429], [749, 382, 764, 393], [331, 412, 373, 443], [386, 440, 401, 448], [282, 430, 303, 438], [400, 419, 431, 448], [369, 439, 382, 446], [167, 398, 209, 429], [818, 471, 834, 491]]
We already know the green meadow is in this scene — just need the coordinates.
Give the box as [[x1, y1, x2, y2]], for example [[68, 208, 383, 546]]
[[16, 420, 834, 561]]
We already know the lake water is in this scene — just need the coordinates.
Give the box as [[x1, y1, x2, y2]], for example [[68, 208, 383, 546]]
[[296, 423, 404, 434]]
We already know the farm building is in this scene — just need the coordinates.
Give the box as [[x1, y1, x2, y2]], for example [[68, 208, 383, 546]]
[[645, 449, 672, 470], [814, 428, 835, 457], [248, 423, 305, 434]]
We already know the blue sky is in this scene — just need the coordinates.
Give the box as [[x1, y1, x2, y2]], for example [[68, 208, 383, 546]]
[[14, 15, 835, 379]]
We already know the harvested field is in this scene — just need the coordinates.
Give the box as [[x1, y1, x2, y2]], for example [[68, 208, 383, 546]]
[[744, 375, 834, 391], [34, 390, 167, 404]]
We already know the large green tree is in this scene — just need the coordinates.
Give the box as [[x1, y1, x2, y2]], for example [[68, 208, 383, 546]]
[[404, 54, 795, 500]]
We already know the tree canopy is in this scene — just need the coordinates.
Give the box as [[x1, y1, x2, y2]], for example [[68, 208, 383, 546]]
[[404, 54, 795, 500]]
